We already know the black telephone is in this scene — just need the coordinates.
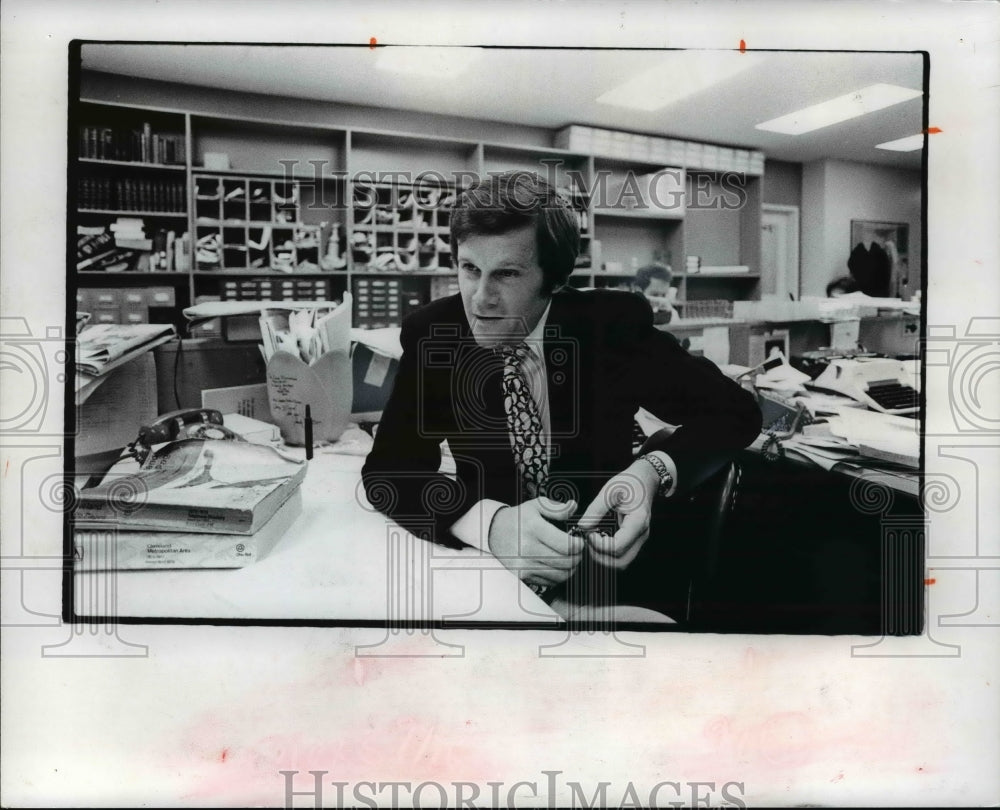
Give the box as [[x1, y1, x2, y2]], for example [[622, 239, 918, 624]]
[[130, 408, 242, 464]]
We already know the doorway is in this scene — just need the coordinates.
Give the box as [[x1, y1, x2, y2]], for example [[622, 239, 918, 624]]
[[761, 204, 800, 300]]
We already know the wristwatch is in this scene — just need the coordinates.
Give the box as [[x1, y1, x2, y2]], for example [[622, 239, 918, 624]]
[[640, 453, 675, 498]]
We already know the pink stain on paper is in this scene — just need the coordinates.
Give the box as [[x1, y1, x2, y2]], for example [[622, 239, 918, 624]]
[[180, 715, 500, 803], [171, 655, 503, 805]]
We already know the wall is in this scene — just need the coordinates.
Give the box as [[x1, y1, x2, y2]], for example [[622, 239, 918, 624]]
[[801, 158, 922, 298], [80, 70, 552, 149], [762, 159, 802, 208]]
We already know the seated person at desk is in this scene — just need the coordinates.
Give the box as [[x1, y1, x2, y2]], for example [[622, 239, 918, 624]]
[[361, 171, 761, 620], [631, 262, 680, 324], [826, 276, 859, 297]]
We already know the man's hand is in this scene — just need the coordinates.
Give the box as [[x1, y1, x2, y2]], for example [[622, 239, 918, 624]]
[[487, 498, 584, 586], [576, 459, 661, 569]]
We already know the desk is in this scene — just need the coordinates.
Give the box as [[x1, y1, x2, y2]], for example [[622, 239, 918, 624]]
[[746, 433, 920, 498], [73, 450, 560, 624], [687, 435, 923, 635], [662, 311, 921, 365]]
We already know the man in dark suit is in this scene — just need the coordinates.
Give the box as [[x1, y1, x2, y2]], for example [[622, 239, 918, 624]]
[[362, 171, 761, 618]]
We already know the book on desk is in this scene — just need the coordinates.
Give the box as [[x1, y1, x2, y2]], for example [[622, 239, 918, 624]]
[[74, 487, 303, 571], [75, 438, 306, 535]]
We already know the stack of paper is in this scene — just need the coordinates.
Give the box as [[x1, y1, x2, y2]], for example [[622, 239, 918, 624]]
[[258, 294, 352, 363], [775, 409, 919, 471], [826, 408, 920, 468], [76, 323, 176, 377]]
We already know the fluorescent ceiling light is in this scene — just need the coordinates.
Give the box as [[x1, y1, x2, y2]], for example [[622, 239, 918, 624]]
[[756, 84, 922, 135], [596, 52, 762, 112], [876, 133, 925, 152], [375, 47, 481, 78]]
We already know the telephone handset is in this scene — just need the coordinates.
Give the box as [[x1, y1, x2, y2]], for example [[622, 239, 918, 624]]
[[130, 408, 242, 464]]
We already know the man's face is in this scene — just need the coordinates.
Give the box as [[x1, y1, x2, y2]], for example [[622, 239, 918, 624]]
[[457, 225, 551, 348], [643, 277, 673, 307]]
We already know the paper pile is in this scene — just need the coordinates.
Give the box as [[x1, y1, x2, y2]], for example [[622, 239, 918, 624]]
[[259, 294, 352, 364]]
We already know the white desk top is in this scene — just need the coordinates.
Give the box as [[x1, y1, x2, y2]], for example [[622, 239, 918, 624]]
[[74, 448, 560, 624]]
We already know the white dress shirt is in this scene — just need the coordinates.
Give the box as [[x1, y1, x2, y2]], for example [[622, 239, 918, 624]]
[[449, 301, 677, 552]]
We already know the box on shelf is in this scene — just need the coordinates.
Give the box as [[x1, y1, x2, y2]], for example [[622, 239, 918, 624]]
[[629, 134, 651, 161], [598, 169, 685, 217], [554, 125, 595, 152], [684, 142, 705, 167], [203, 152, 231, 170]]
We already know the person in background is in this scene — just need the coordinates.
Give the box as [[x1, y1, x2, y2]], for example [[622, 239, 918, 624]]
[[825, 276, 859, 297], [631, 263, 680, 324]]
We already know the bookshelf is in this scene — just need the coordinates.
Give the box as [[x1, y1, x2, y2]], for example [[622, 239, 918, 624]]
[[71, 98, 764, 330]]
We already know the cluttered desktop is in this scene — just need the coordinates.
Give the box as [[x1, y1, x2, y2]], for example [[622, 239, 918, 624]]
[[71, 292, 924, 633]]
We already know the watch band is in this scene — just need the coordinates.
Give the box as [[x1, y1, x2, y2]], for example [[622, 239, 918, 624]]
[[640, 453, 675, 498]]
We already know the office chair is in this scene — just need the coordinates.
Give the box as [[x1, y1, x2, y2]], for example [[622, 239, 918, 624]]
[[638, 428, 743, 626]]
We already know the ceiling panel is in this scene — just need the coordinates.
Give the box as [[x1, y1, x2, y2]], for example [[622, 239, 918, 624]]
[[80, 44, 925, 169]]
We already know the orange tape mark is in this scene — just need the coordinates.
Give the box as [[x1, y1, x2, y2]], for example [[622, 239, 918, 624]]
[[370, 37, 378, 50], [739, 39, 746, 53], [925, 126, 942, 134]]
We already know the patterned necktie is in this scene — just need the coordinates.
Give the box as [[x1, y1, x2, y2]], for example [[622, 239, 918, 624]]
[[497, 342, 548, 500]]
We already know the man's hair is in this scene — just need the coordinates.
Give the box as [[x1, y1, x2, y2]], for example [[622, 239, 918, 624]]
[[449, 171, 580, 293], [634, 263, 673, 291], [826, 275, 858, 297]]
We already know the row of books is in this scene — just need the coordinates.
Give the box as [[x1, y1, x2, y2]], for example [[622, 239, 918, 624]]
[[79, 124, 186, 165], [78, 177, 187, 213], [76, 230, 117, 270], [77, 220, 183, 274]]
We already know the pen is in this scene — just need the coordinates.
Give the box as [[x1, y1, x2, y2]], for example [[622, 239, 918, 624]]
[[304, 403, 313, 460]]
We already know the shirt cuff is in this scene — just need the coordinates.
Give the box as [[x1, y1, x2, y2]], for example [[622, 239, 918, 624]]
[[449, 499, 508, 552], [647, 450, 679, 498]]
